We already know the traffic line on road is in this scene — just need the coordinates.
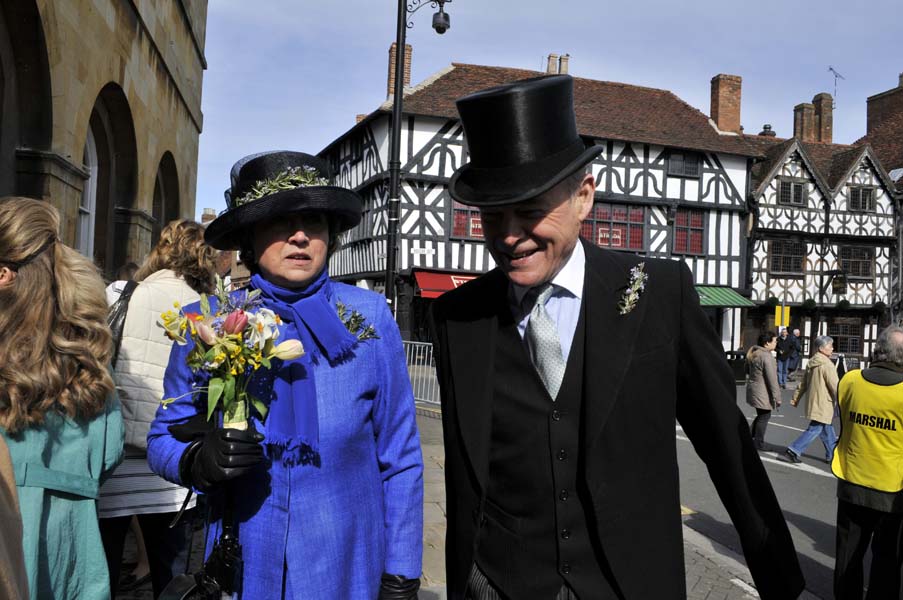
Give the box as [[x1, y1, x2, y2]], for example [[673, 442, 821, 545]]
[[675, 426, 834, 479], [743, 416, 806, 433]]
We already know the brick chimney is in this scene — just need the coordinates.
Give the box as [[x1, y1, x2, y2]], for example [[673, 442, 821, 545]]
[[201, 207, 216, 225], [559, 54, 570, 74], [546, 53, 560, 74], [710, 74, 742, 133], [793, 102, 816, 142], [387, 43, 412, 99], [866, 73, 903, 135], [812, 93, 833, 143]]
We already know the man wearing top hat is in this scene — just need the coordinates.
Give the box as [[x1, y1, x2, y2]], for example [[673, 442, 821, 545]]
[[429, 75, 804, 599]]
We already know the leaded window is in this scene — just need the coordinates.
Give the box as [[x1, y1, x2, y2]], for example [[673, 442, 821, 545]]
[[673, 208, 705, 255], [839, 246, 874, 280], [848, 186, 876, 212], [667, 152, 701, 178], [580, 203, 644, 251], [452, 201, 483, 239], [778, 178, 807, 206], [768, 240, 805, 276], [828, 318, 862, 355]]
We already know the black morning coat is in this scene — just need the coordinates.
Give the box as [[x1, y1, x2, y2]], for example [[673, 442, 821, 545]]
[[429, 240, 805, 599]]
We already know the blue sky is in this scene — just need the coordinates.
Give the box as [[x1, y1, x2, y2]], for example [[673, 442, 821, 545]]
[[195, 0, 900, 218]]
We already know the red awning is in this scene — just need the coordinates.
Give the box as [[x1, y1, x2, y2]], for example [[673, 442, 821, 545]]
[[414, 271, 477, 299]]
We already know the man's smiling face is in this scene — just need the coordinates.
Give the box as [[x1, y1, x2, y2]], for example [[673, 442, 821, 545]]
[[479, 173, 594, 289]]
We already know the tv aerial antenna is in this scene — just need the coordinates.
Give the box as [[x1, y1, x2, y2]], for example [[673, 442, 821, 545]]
[[828, 66, 845, 108]]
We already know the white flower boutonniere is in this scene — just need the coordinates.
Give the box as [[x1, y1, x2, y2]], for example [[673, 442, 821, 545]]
[[618, 262, 648, 315]]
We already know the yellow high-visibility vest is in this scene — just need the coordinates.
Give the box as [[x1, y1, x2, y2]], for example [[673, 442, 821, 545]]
[[832, 370, 903, 493]]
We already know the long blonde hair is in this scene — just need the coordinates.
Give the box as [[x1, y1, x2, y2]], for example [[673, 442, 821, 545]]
[[135, 219, 216, 294], [0, 197, 114, 433]]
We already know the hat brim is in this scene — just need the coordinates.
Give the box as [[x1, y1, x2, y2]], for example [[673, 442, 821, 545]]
[[204, 186, 362, 250], [449, 141, 603, 207]]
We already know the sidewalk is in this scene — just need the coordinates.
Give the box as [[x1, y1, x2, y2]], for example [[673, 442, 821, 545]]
[[120, 404, 818, 599]]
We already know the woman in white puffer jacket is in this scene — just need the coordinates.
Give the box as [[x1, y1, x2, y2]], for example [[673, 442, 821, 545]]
[[98, 219, 217, 597]]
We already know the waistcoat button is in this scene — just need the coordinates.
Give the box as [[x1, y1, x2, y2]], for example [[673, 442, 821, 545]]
[[552, 409, 561, 421], [559, 489, 569, 501], [561, 528, 570, 540], [558, 449, 568, 461]]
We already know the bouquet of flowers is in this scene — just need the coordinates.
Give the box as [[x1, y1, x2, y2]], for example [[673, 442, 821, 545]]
[[158, 277, 303, 429]]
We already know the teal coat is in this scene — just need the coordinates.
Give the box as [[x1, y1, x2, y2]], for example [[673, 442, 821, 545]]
[[2, 394, 123, 600]]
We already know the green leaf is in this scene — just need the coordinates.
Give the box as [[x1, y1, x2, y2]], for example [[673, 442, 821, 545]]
[[223, 376, 236, 406], [248, 394, 269, 420], [200, 293, 210, 317], [206, 377, 224, 420]]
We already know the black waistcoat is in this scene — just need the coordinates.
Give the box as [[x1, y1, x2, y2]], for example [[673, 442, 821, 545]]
[[475, 303, 619, 599]]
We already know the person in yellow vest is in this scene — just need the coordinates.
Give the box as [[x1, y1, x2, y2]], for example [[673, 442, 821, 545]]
[[831, 325, 903, 599], [782, 335, 839, 464]]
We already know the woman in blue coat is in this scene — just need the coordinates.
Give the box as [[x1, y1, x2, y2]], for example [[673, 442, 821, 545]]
[[147, 151, 423, 599]]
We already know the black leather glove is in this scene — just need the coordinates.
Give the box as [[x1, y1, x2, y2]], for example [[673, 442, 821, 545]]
[[177, 426, 265, 492], [377, 573, 420, 600]]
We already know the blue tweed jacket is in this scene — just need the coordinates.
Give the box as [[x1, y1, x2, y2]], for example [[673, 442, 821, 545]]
[[147, 281, 423, 599]]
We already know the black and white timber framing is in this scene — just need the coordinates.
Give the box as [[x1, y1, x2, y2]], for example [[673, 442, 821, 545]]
[[322, 111, 750, 349], [749, 141, 898, 359]]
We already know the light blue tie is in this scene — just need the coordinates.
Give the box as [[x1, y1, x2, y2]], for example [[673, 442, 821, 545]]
[[525, 284, 566, 400]]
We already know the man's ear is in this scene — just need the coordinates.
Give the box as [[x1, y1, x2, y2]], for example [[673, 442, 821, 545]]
[[575, 172, 595, 220], [0, 266, 16, 287]]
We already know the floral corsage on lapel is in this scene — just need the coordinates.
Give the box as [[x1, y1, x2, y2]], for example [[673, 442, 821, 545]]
[[617, 262, 648, 315]]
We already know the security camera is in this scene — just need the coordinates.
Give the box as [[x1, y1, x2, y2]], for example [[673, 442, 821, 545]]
[[432, 9, 450, 34]]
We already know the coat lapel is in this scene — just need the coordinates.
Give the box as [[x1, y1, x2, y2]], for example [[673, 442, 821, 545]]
[[582, 242, 649, 450], [445, 270, 508, 491]]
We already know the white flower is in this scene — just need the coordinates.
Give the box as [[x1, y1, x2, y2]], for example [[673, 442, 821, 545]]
[[271, 339, 304, 361], [246, 308, 280, 349]]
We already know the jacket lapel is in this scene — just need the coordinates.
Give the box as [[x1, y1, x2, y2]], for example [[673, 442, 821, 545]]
[[445, 270, 508, 491], [582, 242, 648, 450]]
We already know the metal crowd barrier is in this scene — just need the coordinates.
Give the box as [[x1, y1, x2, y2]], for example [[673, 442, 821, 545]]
[[403, 341, 440, 405]]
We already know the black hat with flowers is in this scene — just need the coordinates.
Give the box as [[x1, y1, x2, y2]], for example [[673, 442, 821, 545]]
[[204, 151, 363, 250]]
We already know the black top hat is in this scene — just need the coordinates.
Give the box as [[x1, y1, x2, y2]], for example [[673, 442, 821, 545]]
[[448, 74, 602, 206], [204, 151, 363, 250]]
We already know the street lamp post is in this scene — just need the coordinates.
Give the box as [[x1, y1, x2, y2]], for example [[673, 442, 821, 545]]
[[384, 0, 451, 315]]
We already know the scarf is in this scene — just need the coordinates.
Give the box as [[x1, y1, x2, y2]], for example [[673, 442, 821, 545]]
[[250, 269, 358, 465]]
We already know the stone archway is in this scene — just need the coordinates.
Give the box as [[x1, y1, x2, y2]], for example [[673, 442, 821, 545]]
[[83, 83, 137, 276], [152, 151, 180, 244], [0, 0, 52, 196]]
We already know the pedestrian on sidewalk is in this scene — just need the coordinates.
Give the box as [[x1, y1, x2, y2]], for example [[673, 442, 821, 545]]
[[787, 328, 803, 378], [0, 197, 123, 600], [147, 151, 423, 599], [429, 75, 804, 600], [98, 219, 217, 598], [831, 325, 903, 599], [746, 331, 781, 450], [776, 327, 793, 388], [783, 336, 838, 464]]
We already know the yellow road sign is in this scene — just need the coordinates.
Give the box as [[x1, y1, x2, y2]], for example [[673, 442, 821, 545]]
[[774, 305, 790, 328]]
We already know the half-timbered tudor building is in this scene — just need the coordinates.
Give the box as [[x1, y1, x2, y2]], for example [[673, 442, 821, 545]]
[[320, 50, 760, 348], [856, 74, 903, 322], [745, 95, 899, 361]]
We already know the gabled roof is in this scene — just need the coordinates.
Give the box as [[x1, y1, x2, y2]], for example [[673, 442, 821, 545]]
[[744, 133, 895, 199], [381, 63, 763, 157]]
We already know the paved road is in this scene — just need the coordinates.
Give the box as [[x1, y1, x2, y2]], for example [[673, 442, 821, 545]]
[[679, 381, 844, 600]]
